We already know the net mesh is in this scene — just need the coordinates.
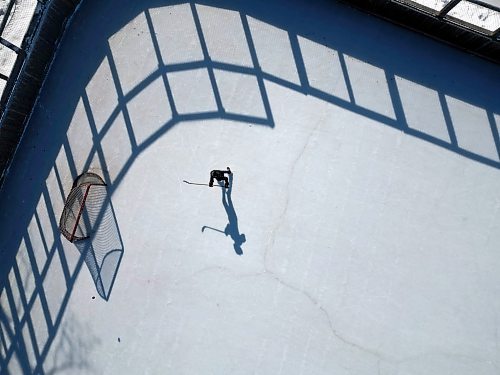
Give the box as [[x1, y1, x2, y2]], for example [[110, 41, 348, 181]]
[[59, 172, 107, 242], [59, 172, 123, 300], [74, 186, 123, 299]]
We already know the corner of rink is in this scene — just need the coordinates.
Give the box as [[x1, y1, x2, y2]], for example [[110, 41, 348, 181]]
[[0, 0, 499, 374]]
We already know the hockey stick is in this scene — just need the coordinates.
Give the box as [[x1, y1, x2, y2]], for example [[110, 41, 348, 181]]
[[183, 180, 225, 187]]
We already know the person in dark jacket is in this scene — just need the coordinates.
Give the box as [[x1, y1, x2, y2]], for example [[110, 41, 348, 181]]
[[209, 167, 232, 188]]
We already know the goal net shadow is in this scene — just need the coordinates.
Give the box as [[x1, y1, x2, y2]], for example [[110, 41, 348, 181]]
[[59, 173, 124, 300]]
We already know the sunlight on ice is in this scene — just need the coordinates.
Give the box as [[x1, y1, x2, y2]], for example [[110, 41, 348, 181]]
[[149, 4, 204, 65], [298, 36, 350, 101], [396, 76, 450, 142], [248, 16, 300, 85], [196, 4, 253, 67], [446, 95, 499, 161]]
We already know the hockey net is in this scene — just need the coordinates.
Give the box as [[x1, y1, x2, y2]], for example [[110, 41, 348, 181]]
[[59, 172, 107, 242]]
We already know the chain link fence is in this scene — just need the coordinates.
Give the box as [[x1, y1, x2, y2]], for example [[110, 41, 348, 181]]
[[0, 0, 40, 105], [0, 0, 82, 188], [398, 0, 500, 35], [343, 0, 500, 62]]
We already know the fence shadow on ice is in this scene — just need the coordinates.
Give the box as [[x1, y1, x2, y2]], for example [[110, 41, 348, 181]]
[[0, 175, 122, 373], [0, 0, 499, 373]]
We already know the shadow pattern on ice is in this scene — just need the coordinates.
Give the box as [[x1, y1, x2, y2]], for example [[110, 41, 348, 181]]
[[0, 0, 498, 373]]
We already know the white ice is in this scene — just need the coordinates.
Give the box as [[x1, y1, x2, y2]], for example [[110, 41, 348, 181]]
[[0, 0, 499, 374]]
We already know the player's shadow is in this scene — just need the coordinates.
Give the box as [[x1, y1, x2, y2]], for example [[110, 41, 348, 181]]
[[222, 174, 246, 255], [202, 174, 246, 255]]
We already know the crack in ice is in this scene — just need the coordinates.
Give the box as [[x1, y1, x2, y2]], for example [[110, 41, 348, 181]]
[[186, 265, 389, 364], [262, 269, 388, 363], [263, 111, 326, 267]]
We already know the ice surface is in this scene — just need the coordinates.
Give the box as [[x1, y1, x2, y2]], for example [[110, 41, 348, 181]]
[[0, 0, 499, 374]]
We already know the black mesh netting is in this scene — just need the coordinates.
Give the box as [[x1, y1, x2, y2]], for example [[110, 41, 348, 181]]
[[59, 172, 107, 242], [74, 186, 123, 300], [59, 173, 123, 300]]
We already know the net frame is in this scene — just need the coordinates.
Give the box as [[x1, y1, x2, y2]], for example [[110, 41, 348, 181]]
[[59, 172, 107, 242]]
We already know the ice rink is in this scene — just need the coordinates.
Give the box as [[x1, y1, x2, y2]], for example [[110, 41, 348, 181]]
[[0, 0, 500, 373]]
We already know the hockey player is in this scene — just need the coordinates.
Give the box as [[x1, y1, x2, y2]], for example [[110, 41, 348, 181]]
[[209, 167, 232, 188]]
